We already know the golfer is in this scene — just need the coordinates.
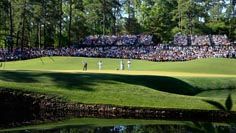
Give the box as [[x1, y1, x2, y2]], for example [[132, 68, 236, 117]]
[[98, 60, 103, 70], [127, 59, 131, 70]]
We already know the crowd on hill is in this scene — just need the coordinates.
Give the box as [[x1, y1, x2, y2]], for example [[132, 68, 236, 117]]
[[0, 34, 235, 62], [212, 35, 230, 45], [191, 35, 211, 46], [174, 34, 188, 46], [0, 45, 235, 62], [174, 34, 230, 46], [82, 35, 153, 46]]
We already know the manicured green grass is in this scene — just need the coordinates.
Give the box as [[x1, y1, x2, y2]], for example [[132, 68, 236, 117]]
[[0, 57, 236, 110], [0, 70, 236, 110], [2, 57, 236, 75]]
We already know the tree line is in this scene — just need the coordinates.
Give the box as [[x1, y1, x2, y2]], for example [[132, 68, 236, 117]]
[[0, 0, 235, 49]]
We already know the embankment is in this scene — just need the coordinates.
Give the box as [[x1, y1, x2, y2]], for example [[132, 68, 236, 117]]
[[0, 89, 235, 128]]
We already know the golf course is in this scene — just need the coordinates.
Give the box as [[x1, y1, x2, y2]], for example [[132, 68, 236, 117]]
[[0, 57, 236, 110]]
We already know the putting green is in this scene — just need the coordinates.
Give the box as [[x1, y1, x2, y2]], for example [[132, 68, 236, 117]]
[[1, 57, 236, 75]]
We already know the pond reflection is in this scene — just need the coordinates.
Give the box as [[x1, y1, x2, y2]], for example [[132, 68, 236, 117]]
[[1, 118, 236, 133]]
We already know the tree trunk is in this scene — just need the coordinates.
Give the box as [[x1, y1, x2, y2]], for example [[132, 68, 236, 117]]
[[21, 1, 27, 52], [68, 0, 72, 46], [42, 0, 46, 48], [36, 23, 39, 48], [21, 19, 25, 52], [59, 0, 62, 47], [9, 0, 14, 52], [16, 31, 19, 47], [39, 24, 41, 48]]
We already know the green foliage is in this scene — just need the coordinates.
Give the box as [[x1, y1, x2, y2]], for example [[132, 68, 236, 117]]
[[206, 21, 228, 34], [0, 39, 5, 48], [0, 0, 235, 46], [124, 17, 142, 34]]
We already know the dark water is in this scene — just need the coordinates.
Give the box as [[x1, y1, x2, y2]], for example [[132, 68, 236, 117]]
[[1, 118, 236, 133], [14, 125, 236, 133], [36, 125, 235, 133]]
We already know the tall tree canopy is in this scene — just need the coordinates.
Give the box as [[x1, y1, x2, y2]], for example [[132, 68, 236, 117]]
[[0, 0, 235, 47]]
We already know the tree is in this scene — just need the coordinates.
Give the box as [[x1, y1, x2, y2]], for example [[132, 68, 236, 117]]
[[139, 0, 178, 42], [0, 0, 235, 47]]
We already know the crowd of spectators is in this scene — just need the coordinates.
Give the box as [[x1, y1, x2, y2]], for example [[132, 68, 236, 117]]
[[191, 35, 211, 46], [174, 34, 188, 46], [0, 34, 235, 62], [82, 35, 153, 46], [142, 45, 236, 61], [0, 45, 235, 62], [212, 35, 230, 45], [174, 34, 230, 46]]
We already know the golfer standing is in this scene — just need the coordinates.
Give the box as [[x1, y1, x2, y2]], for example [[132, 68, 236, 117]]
[[120, 60, 124, 70], [127, 59, 131, 70], [82, 61, 88, 71], [98, 60, 103, 71]]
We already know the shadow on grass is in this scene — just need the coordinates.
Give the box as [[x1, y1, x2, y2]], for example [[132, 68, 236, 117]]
[[0, 71, 38, 83], [0, 71, 96, 92], [0, 70, 234, 96], [203, 94, 233, 111]]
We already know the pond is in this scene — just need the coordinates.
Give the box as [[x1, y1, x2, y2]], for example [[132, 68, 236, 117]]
[[1, 118, 236, 133]]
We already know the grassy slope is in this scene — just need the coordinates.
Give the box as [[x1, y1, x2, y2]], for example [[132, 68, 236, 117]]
[[0, 57, 236, 110], [2, 57, 236, 75]]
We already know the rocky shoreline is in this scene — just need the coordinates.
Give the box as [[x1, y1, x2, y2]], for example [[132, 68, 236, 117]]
[[0, 89, 236, 128]]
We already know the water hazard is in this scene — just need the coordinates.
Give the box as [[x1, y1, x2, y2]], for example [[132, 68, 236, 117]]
[[1, 118, 236, 133]]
